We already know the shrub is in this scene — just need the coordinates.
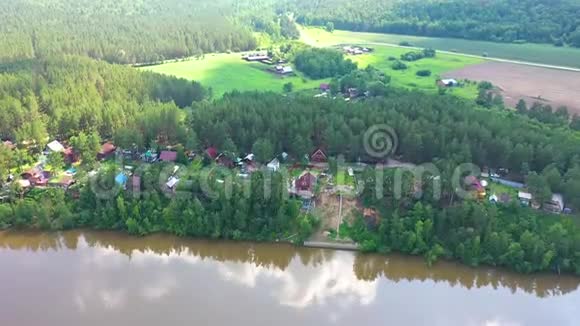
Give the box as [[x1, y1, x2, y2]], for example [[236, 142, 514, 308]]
[[416, 69, 432, 77], [391, 60, 408, 70]]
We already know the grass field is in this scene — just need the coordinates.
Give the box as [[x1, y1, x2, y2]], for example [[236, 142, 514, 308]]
[[344, 45, 483, 98], [139, 53, 328, 97], [302, 27, 580, 69]]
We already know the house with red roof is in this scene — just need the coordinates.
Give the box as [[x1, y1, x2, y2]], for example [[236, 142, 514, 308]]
[[310, 148, 327, 163], [63, 147, 78, 164], [205, 147, 218, 160], [320, 83, 331, 92], [159, 150, 177, 162], [292, 172, 317, 199], [98, 142, 116, 160]]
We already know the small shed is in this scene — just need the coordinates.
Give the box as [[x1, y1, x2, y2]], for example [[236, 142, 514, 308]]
[[166, 176, 180, 189], [46, 140, 65, 153], [267, 158, 280, 172]]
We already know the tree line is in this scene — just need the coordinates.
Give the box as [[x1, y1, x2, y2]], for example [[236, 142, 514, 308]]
[[282, 0, 580, 47]]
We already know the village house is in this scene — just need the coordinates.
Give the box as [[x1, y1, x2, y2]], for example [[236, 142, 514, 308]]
[[159, 150, 177, 162], [347, 87, 359, 99], [98, 142, 116, 160], [267, 158, 280, 172], [243, 52, 270, 62], [343, 46, 364, 55], [465, 176, 486, 199], [205, 147, 219, 160], [310, 148, 328, 163], [319, 83, 331, 92], [21, 168, 44, 185], [216, 153, 235, 168], [63, 147, 78, 164], [293, 172, 317, 199], [275, 65, 293, 75], [544, 193, 565, 214], [437, 79, 459, 87], [518, 191, 533, 206]]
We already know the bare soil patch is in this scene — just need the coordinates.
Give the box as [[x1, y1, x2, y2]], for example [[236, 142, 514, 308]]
[[311, 192, 359, 241], [443, 62, 580, 113]]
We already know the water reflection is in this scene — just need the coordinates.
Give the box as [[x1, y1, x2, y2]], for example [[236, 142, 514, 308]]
[[0, 230, 577, 299]]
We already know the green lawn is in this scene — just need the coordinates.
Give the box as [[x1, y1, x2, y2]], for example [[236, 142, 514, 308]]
[[139, 53, 328, 97], [486, 179, 519, 200], [345, 45, 482, 99], [302, 27, 580, 69]]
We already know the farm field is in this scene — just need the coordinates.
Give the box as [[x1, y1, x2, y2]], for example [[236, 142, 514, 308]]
[[345, 45, 483, 99], [302, 27, 580, 69], [139, 53, 328, 97], [443, 62, 580, 114]]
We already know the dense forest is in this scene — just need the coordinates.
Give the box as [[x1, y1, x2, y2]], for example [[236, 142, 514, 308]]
[[0, 0, 258, 64], [3, 0, 579, 66], [0, 56, 206, 143], [285, 0, 580, 46]]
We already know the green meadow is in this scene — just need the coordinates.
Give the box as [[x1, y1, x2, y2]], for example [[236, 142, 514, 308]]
[[139, 53, 328, 97], [302, 27, 580, 69], [345, 45, 483, 98]]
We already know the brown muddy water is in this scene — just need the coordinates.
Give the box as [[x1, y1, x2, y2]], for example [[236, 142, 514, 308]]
[[0, 230, 578, 326]]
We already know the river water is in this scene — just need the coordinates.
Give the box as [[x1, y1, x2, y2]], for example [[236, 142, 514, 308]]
[[0, 230, 578, 326]]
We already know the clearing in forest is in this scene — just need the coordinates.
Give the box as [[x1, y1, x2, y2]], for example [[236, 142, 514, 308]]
[[344, 45, 483, 99], [139, 53, 328, 97]]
